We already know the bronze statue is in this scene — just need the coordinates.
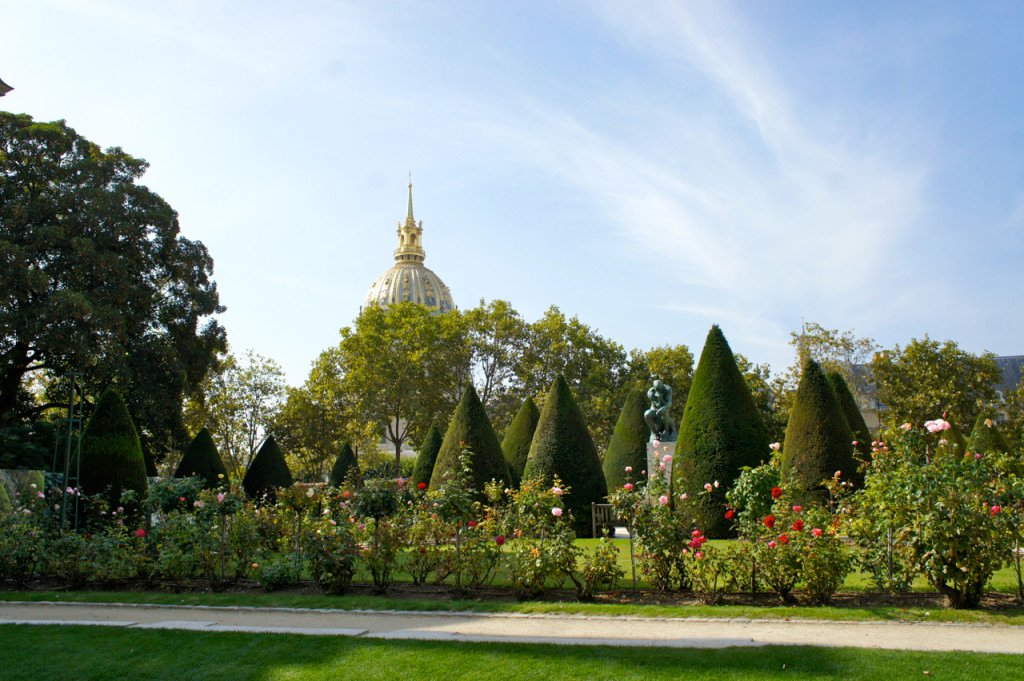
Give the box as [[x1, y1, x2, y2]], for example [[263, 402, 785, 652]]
[[645, 379, 677, 442]]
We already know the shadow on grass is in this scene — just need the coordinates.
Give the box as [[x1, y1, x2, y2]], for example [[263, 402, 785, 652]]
[[1, 625, 1020, 681]]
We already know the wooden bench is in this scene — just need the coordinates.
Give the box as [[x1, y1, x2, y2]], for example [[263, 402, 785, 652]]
[[591, 502, 629, 538]]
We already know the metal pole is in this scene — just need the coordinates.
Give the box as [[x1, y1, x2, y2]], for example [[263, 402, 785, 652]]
[[59, 372, 76, 533]]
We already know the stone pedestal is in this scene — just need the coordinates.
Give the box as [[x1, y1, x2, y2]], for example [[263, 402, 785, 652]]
[[646, 440, 676, 484]]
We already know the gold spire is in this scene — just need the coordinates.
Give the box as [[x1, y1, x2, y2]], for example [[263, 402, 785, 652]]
[[394, 180, 426, 263]]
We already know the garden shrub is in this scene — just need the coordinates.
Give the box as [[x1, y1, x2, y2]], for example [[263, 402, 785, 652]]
[[826, 371, 870, 483], [781, 359, 857, 499], [329, 442, 359, 487], [969, 411, 1010, 456], [411, 424, 442, 488], [242, 435, 293, 501], [173, 427, 228, 488], [256, 552, 304, 591], [674, 325, 768, 537], [602, 388, 649, 492], [501, 397, 540, 487], [570, 533, 623, 600], [307, 516, 358, 594], [522, 374, 608, 538], [431, 385, 511, 494], [725, 458, 781, 539], [79, 389, 148, 510], [0, 481, 10, 514]]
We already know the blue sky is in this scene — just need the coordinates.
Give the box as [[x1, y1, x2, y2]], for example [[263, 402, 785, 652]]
[[5, 1, 1023, 383]]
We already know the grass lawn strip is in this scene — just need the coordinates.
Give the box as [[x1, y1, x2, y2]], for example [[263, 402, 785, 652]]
[[1, 624, 1022, 681]]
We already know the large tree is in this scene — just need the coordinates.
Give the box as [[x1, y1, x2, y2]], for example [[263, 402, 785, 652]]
[[338, 302, 469, 471], [463, 299, 530, 432], [791, 322, 878, 399], [872, 337, 1001, 430], [0, 113, 225, 459], [625, 344, 695, 416]]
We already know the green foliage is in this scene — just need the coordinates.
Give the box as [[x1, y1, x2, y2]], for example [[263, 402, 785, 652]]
[[242, 435, 293, 500], [500, 397, 539, 487], [602, 388, 649, 491], [329, 442, 359, 487], [0, 112, 226, 460], [79, 389, 149, 508], [431, 385, 511, 494], [0, 419, 58, 470], [625, 344, 695, 417], [872, 337, 1001, 430], [18, 470, 45, 500], [781, 360, 857, 498], [174, 428, 228, 488], [0, 481, 11, 514], [674, 325, 769, 537], [968, 412, 1009, 455], [725, 460, 781, 538], [411, 424, 443, 488], [306, 516, 358, 594], [827, 370, 871, 477], [523, 375, 608, 537]]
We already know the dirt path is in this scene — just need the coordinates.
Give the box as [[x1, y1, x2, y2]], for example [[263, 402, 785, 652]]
[[1, 601, 1022, 653]]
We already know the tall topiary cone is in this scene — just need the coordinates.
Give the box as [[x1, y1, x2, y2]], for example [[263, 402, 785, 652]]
[[174, 427, 228, 488], [412, 424, 443, 488], [242, 435, 293, 500], [79, 389, 149, 507], [329, 442, 359, 486], [603, 387, 649, 492], [675, 326, 768, 537], [826, 371, 869, 487], [0, 481, 11, 514], [501, 397, 540, 487], [968, 412, 1009, 455], [430, 385, 511, 494], [782, 359, 857, 498], [523, 374, 608, 538]]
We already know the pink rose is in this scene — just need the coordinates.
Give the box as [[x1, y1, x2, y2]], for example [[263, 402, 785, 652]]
[[551, 486, 563, 495], [625, 466, 633, 473], [658, 495, 669, 506], [811, 527, 823, 537], [623, 483, 634, 491], [991, 505, 1001, 516], [551, 507, 563, 517], [662, 454, 673, 463]]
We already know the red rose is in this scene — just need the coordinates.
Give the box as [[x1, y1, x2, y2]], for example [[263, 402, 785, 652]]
[[724, 508, 735, 520], [770, 487, 782, 499], [417, 482, 427, 491], [778, 533, 790, 544], [495, 535, 506, 546], [467, 520, 477, 528], [811, 527, 823, 537], [179, 496, 186, 502], [134, 528, 146, 538], [791, 519, 804, 532], [763, 515, 776, 529]]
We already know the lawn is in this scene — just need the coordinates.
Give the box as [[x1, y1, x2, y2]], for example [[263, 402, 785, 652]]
[[1, 625, 1021, 680]]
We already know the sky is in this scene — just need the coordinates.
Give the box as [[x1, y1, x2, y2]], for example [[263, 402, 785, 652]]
[[5, 0, 1024, 384]]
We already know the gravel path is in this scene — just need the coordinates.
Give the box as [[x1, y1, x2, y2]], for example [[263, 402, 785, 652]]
[[1, 601, 1022, 653]]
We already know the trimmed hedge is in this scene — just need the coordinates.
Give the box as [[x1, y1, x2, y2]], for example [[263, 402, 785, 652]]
[[329, 442, 360, 487], [826, 371, 869, 487], [0, 480, 10, 514], [173, 427, 228, 488], [603, 387, 649, 492], [968, 411, 1009, 455], [674, 325, 768, 537], [501, 397, 540, 487], [522, 374, 608, 538], [430, 385, 511, 493], [412, 424, 443, 488], [782, 359, 857, 497], [79, 389, 149, 507], [242, 435, 293, 501]]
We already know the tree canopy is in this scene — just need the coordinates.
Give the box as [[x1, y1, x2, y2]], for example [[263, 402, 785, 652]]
[[0, 113, 225, 461]]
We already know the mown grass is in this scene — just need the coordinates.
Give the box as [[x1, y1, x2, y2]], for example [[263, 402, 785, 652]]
[[4, 589, 1023, 625], [1, 625, 1022, 681]]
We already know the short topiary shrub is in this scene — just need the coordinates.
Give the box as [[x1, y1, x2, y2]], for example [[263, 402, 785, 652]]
[[411, 424, 443, 488], [242, 435, 293, 501], [674, 325, 768, 537], [329, 442, 359, 487], [501, 397, 540, 487], [603, 387, 649, 492], [79, 389, 149, 508], [430, 384, 511, 494], [173, 427, 228, 488], [782, 359, 857, 498], [522, 374, 608, 538]]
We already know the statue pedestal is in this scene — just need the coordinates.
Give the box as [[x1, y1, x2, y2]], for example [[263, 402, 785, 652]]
[[646, 441, 675, 484]]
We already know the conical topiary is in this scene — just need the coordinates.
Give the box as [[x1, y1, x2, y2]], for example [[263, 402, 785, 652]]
[[431, 385, 511, 493], [79, 389, 149, 507], [968, 412, 1008, 455], [501, 397, 540, 487], [174, 427, 228, 488], [330, 442, 359, 487], [0, 481, 11, 514], [782, 359, 857, 498], [242, 435, 293, 500], [412, 424, 443, 488], [674, 325, 768, 537], [934, 415, 969, 457], [603, 388, 649, 492], [522, 374, 608, 537], [826, 371, 869, 486], [18, 470, 45, 500]]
